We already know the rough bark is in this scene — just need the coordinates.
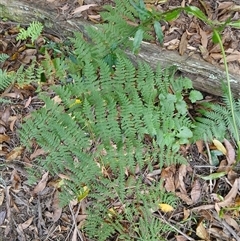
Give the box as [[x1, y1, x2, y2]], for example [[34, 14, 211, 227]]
[[1, 0, 240, 97]]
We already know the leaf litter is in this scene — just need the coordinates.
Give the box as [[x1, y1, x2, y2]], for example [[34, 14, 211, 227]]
[[0, 0, 240, 240]]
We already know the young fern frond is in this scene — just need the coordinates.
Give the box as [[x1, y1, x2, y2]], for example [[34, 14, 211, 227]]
[[0, 70, 14, 91], [194, 90, 240, 144]]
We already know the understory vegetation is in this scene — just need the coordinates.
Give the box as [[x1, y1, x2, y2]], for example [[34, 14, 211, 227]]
[[1, 0, 240, 240]]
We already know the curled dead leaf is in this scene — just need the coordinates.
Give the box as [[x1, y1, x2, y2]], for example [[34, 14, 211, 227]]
[[0, 189, 4, 206], [52, 191, 62, 222], [223, 139, 235, 165], [0, 134, 10, 144], [6, 146, 24, 162], [217, 178, 239, 208], [179, 31, 188, 56], [33, 172, 49, 194], [190, 179, 201, 203], [196, 220, 210, 241]]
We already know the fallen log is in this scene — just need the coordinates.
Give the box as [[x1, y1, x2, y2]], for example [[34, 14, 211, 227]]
[[1, 0, 240, 97]]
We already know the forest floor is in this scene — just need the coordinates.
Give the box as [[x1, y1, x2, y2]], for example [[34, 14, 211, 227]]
[[0, 0, 240, 240]]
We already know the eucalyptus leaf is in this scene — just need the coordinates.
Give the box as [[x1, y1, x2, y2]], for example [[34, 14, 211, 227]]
[[154, 21, 164, 44], [200, 172, 226, 180], [133, 28, 144, 53], [184, 6, 209, 23], [162, 8, 182, 22]]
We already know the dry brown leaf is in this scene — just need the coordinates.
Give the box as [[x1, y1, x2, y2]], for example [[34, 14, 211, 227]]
[[164, 175, 175, 192], [178, 164, 187, 194], [196, 140, 204, 154], [9, 116, 18, 132], [227, 170, 238, 184], [0, 124, 6, 134], [223, 214, 240, 231], [72, 4, 97, 14], [199, 27, 208, 49], [217, 178, 239, 208], [191, 179, 201, 203], [0, 189, 4, 206], [175, 235, 187, 241], [217, 2, 234, 10], [78, 0, 84, 5], [183, 208, 190, 220], [6, 146, 24, 162], [179, 31, 188, 56], [161, 166, 176, 192], [223, 139, 235, 165], [52, 191, 62, 222], [191, 204, 215, 211], [0, 211, 6, 225], [1, 107, 10, 124], [210, 53, 223, 60], [30, 148, 46, 160], [24, 96, 32, 108], [1, 92, 23, 99], [33, 172, 49, 194], [20, 216, 33, 229], [223, 54, 240, 63], [11, 169, 22, 190], [196, 220, 210, 241], [175, 192, 193, 205], [0, 134, 10, 144]]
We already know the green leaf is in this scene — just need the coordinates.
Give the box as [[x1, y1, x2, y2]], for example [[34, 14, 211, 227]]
[[133, 28, 144, 53], [154, 21, 164, 44], [184, 6, 208, 23], [130, 0, 151, 21], [176, 126, 193, 144], [162, 8, 182, 22], [0, 53, 9, 63], [212, 30, 221, 44], [228, 20, 240, 28], [200, 172, 226, 180], [189, 90, 203, 103], [210, 150, 222, 166], [176, 100, 187, 115]]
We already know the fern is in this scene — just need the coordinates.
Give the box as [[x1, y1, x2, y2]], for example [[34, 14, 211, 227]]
[[18, 31, 199, 239], [16, 21, 43, 43], [0, 53, 9, 63], [17, 2, 203, 238], [0, 69, 14, 91], [194, 91, 240, 143]]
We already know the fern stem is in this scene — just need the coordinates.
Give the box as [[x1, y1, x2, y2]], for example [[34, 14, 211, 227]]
[[213, 30, 240, 152]]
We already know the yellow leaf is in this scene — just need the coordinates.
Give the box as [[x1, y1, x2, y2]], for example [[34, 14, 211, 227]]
[[69, 99, 82, 108], [213, 139, 227, 155], [107, 208, 117, 218], [77, 186, 89, 202], [158, 203, 174, 212]]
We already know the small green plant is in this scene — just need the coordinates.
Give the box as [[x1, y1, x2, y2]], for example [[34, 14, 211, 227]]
[[19, 29, 201, 239], [0, 53, 9, 63], [16, 21, 43, 44], [181, 6, 240, 157], [17, 0, 240, 239]]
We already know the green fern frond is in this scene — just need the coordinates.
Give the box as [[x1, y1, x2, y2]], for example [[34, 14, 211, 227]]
[[194, 91, 240, 143], [0, 69, 14, 91], [17, 21, 43, 43], [0, 53, 9, 63]]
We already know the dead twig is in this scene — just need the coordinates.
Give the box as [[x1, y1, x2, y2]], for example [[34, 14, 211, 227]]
[[69, 203, 84, 241], [213, 211, 240, 241]]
